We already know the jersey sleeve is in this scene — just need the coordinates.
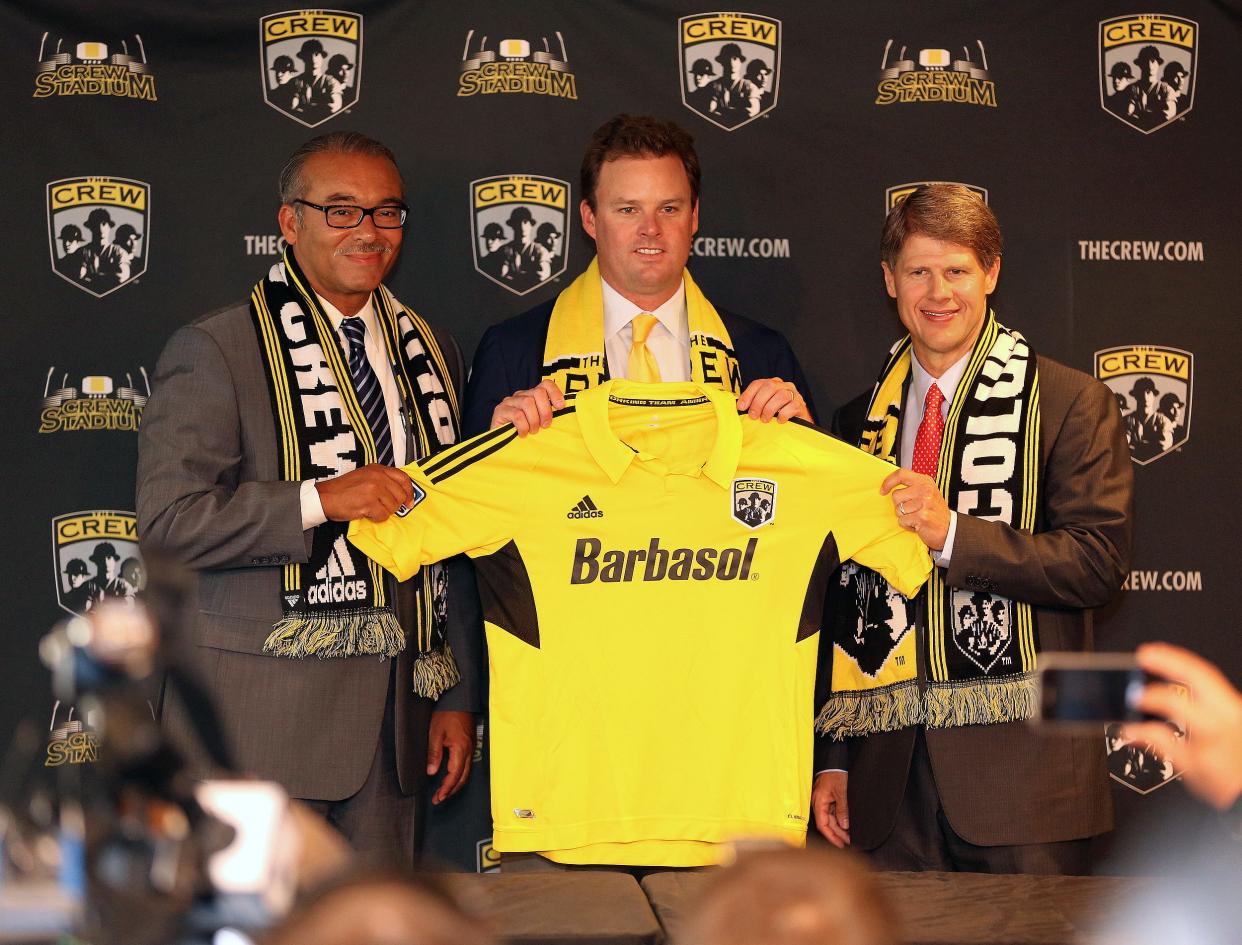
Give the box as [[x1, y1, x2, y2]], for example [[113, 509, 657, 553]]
[[348, 425, 534, 580], [805, 435, 932, 598]]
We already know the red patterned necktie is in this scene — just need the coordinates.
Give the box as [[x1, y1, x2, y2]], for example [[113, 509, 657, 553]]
[[911, 383, 945, 477]]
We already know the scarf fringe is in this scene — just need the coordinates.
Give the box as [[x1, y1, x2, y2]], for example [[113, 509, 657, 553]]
[[815, 681, 923, 739], [262, 608, 405, 659], [924, 674, 1039, 728], [412, 643, 461, 700], [816, 673, 1038, 739]]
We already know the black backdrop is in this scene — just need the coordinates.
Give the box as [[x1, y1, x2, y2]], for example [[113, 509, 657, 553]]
[[3, 0, 1239, 873]]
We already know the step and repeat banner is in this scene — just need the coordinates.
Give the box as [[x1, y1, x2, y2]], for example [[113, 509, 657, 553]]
[[2, 0, 1237, 872]]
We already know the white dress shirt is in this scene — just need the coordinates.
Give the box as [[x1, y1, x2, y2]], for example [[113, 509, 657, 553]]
[[299, 294, 408, 528], [901, 350, 972, 566], [601, 277, 690, 381]]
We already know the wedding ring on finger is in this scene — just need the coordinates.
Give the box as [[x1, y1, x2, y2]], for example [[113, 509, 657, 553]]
[[899, 501, 906, 515]]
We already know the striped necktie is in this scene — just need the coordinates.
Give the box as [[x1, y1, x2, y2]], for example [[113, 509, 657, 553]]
[[340, 316, 394, 466]]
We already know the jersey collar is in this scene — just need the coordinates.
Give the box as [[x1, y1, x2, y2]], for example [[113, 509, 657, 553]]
[[576, 380, 741, 488]]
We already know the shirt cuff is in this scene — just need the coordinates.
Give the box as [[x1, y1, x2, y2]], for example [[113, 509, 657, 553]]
[[814, 769, 847, 777], [932, 511, 958, 567], [300, 479, 328, 530]]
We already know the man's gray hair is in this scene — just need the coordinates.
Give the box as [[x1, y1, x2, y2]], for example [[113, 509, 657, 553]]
[[278, 131, 402, 222]]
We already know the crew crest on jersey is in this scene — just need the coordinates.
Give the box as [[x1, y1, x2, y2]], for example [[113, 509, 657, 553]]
[[1095, 344, 1191, 465], [52, 510, 144, 617], [732, 478, 776, 529], [47, 177, 149, 298], [260, 10, 361, 127], [679, 13, 781, 131], [885, 182, 988, 215], [1099, 14, 1196, 134], [471, 174, 570, 296]]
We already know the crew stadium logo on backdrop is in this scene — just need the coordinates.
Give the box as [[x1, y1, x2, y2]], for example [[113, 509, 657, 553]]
[[260, 10, 361, 126], [476, 838, 500, 873], [52, 510, 144, 617], [458, 30, 577, 99], [885, 182, 988, 214], [33, 31, 156, 100], [46, 701, 99, 767], [471, 175, 569, 296], [876, 38, 996, 107], [47, 177, 149, 298], [1099, 14, 1196, 134], [679, 13, 780, 130], [40, 366, 149, 434], [1095, 345, 1192, 465]]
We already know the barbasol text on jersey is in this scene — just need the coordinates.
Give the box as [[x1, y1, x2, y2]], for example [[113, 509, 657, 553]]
[[570, 537, 757, 584]]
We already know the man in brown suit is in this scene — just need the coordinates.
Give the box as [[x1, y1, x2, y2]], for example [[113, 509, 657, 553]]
[[813, 185, 1133, 873]]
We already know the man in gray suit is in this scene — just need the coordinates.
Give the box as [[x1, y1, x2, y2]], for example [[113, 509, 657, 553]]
[[137, 132, 480, 864]]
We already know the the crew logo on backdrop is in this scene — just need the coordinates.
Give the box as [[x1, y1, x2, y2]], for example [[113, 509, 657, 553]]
[[52, 511, 144, 617], [1099, 14, 1196, 134], [885, 182, 988, 214], [260, 10, 361, 127], [876, 38, 996, 107], [1095, 345, 1192, 465], [458, 30, 577, 99], [40, 366, 149, 434], [679, 13, 780, 130], [47, 177, 149, 298], [46, 701, 99, 767], [471, 175, 569, 296], [33, 32, 155, 101]]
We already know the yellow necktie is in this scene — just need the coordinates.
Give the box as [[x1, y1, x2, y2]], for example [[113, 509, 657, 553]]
[[627, 313, 661, 382]]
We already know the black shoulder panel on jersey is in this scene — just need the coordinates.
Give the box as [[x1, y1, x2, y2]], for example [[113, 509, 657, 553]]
[[788, 416, 843, 441], [475, 540, 540, 649], [798, 532, 841, 642]]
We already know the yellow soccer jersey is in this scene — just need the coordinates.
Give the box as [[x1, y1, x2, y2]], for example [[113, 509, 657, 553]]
[[350, 380, 930, 866]]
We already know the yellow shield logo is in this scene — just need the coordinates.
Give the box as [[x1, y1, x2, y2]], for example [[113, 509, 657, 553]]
[[1099, 14, 1196, 134], [260, 10, 361, 126], [1095, 345, 1192, 465], [471, 174, 570, 296], [680, 13, 780, 131], [47, 177, 149, 298]]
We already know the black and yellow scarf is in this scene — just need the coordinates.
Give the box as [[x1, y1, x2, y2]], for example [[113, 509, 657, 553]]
[[540, 257, 742, 396], [819, 312, 1042, 737], [248, 249, 460, 698]]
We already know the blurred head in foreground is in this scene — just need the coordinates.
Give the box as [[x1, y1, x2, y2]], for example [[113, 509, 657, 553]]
[[681, 847, 898, 945], [260, 868, 493, 945]]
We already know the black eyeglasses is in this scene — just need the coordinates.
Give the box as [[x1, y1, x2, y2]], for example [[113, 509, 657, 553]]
[[293, 199, 408, 229]]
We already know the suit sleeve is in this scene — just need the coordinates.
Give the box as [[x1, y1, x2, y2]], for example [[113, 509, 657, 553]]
[[137, 325, 308, 570], [348, 428, 534, 580], [946, 377, 1133, 608], [462, 324, 518, 438]]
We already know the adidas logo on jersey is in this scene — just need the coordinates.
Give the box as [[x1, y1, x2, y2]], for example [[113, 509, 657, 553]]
[[566, 495, 604, 519]]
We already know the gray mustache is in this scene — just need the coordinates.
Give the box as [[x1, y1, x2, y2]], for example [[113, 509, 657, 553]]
[[335, 243, 391, 256]]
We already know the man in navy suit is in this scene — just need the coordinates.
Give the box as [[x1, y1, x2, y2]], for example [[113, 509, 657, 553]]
[[463, 114, 814, 437]]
